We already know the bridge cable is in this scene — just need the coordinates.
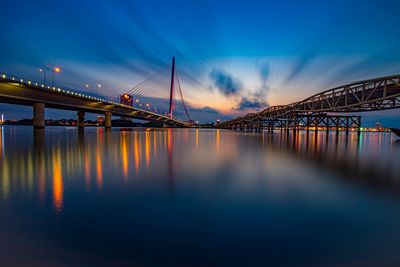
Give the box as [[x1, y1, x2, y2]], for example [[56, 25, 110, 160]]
[[125, 64, 169, 95], [175, 71, 192, 121]]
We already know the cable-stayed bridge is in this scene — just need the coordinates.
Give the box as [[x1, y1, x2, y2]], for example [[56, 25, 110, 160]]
[[0, 57, 192, 128], [218, 74, 400, 133]]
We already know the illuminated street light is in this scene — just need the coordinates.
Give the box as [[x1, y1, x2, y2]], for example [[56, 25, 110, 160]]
[[39, 68, 47, 85], [96, 84, 102, 96], [51, 67, 61, 87]]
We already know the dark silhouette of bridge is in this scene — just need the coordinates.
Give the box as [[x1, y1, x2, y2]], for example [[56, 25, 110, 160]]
[[0, 57, 191, 128], [218, 74, 400, 133]]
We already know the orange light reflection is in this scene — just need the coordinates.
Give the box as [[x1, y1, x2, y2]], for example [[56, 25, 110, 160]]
[[145, 131, 150, 168], [52, 149, 63, 214], [133, 131, 140, 174], [96, 150, 103, 191], [121, 133, 129, 181]]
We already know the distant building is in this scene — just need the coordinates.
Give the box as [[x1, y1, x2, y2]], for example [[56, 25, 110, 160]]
[[216, 119, 221, 125], [375, 122, 383, 131]]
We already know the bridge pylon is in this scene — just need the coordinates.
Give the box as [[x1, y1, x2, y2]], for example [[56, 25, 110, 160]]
[[168, 56, 175, 119]]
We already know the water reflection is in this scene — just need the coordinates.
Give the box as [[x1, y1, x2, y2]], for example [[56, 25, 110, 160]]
[[0, 128, 399, 212], [216, 129, 220, 151], [35, 129, 46, 203], [52, 146, 63, 213], [167, 128, 175, 190], [96, 148, 103, 191], [121, 133, 129, 181], [133, 131, 140, 173], [145, 131, 150, 167], [260, 130, 400, 194], [1, 127, 400, 266]]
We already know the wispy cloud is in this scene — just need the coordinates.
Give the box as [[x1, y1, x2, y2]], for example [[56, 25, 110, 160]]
[[285, 52, 315, 83], [233, 62, 270, 112], [234, 97, 268, 111], [209, 68, 243, 96]]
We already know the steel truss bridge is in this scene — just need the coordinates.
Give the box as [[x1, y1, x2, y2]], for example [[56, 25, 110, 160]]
[[218, 74, 400, 132], [0, 57, 191, 129]]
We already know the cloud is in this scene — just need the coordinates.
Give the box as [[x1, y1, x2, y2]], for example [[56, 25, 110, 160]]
[[234, 97, 268, 111], [257, 61, 271, 102], [259, 62, 270, 88], [174, 105, 231, 123], [209, 68, 243, 96], [285, 52, 315, 82], [196, 106, 220, 114], [232, 62, 270, 112]]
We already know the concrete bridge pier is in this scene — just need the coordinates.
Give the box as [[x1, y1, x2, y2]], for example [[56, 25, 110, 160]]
[[105, 112, 112, 129], [33, 103, 45, 129], [77, 111, 85, 129]]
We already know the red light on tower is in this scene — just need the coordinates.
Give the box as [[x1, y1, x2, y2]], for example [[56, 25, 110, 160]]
[[120, 94, 133, 106]]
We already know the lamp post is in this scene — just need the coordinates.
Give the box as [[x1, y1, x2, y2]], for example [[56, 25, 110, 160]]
[[96, 84, 102, 97], [85, 84, 91, 95], [52, 67, 61, 87], [39, 68, 47, 85]]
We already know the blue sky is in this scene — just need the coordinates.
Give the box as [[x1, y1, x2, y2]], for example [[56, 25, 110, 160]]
[[0, 0, 400, 125]]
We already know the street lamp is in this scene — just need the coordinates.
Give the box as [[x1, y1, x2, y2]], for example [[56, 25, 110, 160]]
[[52, 67, 61, 87], [39, 68, 47, 85], [96, 84, 102, 96]]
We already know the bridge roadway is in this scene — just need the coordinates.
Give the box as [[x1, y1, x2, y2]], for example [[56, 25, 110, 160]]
[[0, 74, 189, 128], [218, 74, 400, 129]]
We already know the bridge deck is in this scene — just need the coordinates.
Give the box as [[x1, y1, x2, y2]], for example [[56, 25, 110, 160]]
[[219, 74, 400, 127], [0, 75, 188, 127]]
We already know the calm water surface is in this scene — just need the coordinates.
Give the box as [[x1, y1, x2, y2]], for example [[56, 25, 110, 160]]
[[1, 126, 400, 266]]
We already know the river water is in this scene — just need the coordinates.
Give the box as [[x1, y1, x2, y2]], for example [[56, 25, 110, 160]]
[[0, 126, 400, 266]]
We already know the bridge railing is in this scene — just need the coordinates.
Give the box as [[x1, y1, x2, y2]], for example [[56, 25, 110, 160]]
[[0, 72, 187, 125]]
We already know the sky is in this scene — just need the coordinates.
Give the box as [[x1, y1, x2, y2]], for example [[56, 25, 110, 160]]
[[0, 0, 400, 125]]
